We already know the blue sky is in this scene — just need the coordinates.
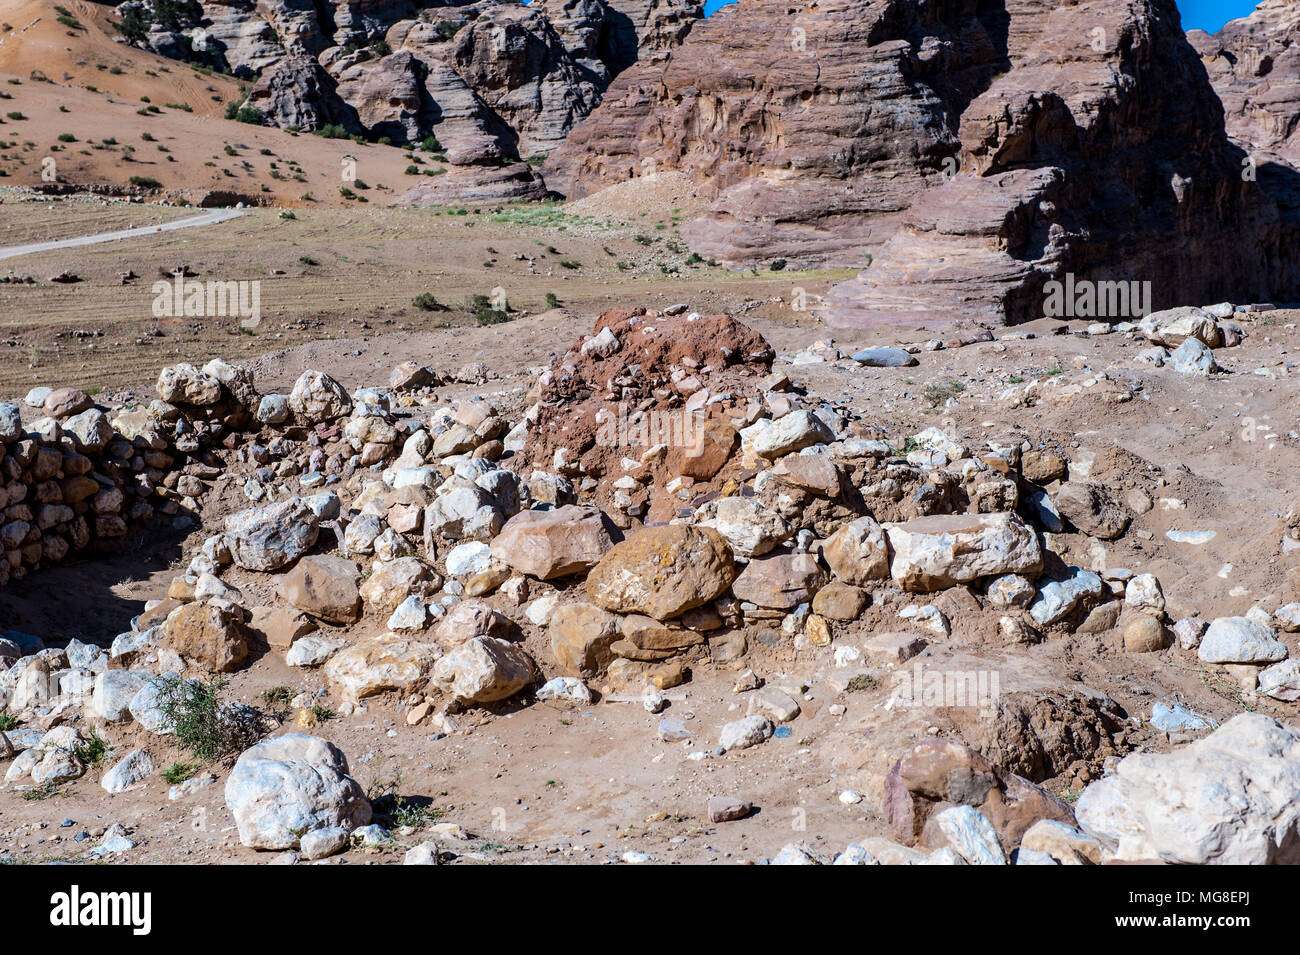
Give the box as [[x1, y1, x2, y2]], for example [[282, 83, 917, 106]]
[[699, 1, 1262, 33]]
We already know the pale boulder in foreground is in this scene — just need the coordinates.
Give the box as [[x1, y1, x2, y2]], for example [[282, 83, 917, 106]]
[[1076, 714, 1300, 864], [225, 735, 371, 851]]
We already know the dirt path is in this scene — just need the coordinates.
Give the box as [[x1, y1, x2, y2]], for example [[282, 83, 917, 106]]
[[0, 208, 243, 261]]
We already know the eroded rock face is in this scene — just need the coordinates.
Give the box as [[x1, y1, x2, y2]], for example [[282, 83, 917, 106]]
[[1077, 714, 1300, 864], [550, 0, 1299, 322], [245, 55, 364, 134], [1190, 1, 1300, 169]]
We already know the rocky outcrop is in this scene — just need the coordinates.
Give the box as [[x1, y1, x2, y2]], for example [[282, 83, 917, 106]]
[[1190, 0, 1300, 168], [549, 0, 1300, 325], [245, 55, 363, 134]]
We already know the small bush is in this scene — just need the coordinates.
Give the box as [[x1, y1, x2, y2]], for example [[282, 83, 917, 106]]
[[161, 762, 200, 784], [545, 292, 559, 309], [153, 676, 260, 763], [412, 292, 441, 311]]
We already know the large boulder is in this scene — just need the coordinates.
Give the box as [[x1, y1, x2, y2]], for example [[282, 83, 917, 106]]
[[586, 525, 736, 620], [884, 737, 1076, 850], [324, 634, 441, 702], [224, 498, 320, 572], [161, 602, 250, 673], [288, 370, 352, 424], [886, 513, 1042, 592], [730, 553, 827, 610], [821, 516, 891, 585], [490, 505, 621, 579], [1076, 714, 1300, 864], [225, 735, 372, 851], [432, 637, 535, 704], [277, 555, 362, 625]]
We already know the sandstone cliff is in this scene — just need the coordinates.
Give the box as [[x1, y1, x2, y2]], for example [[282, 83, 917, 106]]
[[547, 0, 1300, 325]]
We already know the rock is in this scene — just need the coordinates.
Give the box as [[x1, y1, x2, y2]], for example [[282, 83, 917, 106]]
[[128, 677, 196, 734], [1028, 568, 1104, 627], [490, 505, 620, 579], [161, 601, 250, 673], [324, 634, 440, 701], [359, 557, 440, 615], [864, 631, 928, 664], [433, 599, 512, 647], [1123, 614, 1169, 653], [931, 806, 1006, 865], [1150, 702, 1218, 732], [225, 735, 371, 851], [249, 606, 318, 651], [288, 370, 352, 424], [986, 574, 1036, 610], [740, 410, 833, 459], [404, 842, 441, 865], [586, 524, 736, 620], [821, 516, 890, 585], [1174, 616, 1207, 650], [1260, 660, 1300, 702], [697, 496, 793, 558], [277, 555, 361, 624], [444, 541, 493, 577], [386, 596, 429, 632], [256, 393, 290, 425], [432, 637, 535, 704], [90, 670, 152, 722], [549, 602, 622, 678], [746, 685, 801, 723], [886, 512, 1042, 592], [224, 498, 320, 572], [731, 553, 827, 610], [707, 796, 753, 822], [1076, 714, 1300, 864], [1124, 574, 1165, 614], [1054, 482, 1130, 540], [1020, 819, 1105, 865], [299, 826, 351, 861], [156, 364, 222, 405], [1170, 337, 1219, 375], [718, 715, 774, 752], [63, 409, 114, 454], [536, 676, 593, 706], [1198, 616, 1289, 664], [885, 737, 1076, 849], [852, 347, 917, 367], [770, 842, 828, 865], [812, 580, 868, 621], [101, 749, 154, 794], [285, 634, 349, 668]]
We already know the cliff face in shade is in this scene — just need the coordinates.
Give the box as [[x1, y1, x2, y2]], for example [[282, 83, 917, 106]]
[[549, 0, 1300, 326]]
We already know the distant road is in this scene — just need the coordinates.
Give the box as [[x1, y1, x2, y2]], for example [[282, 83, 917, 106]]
[[0, 208, 244, 262]]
